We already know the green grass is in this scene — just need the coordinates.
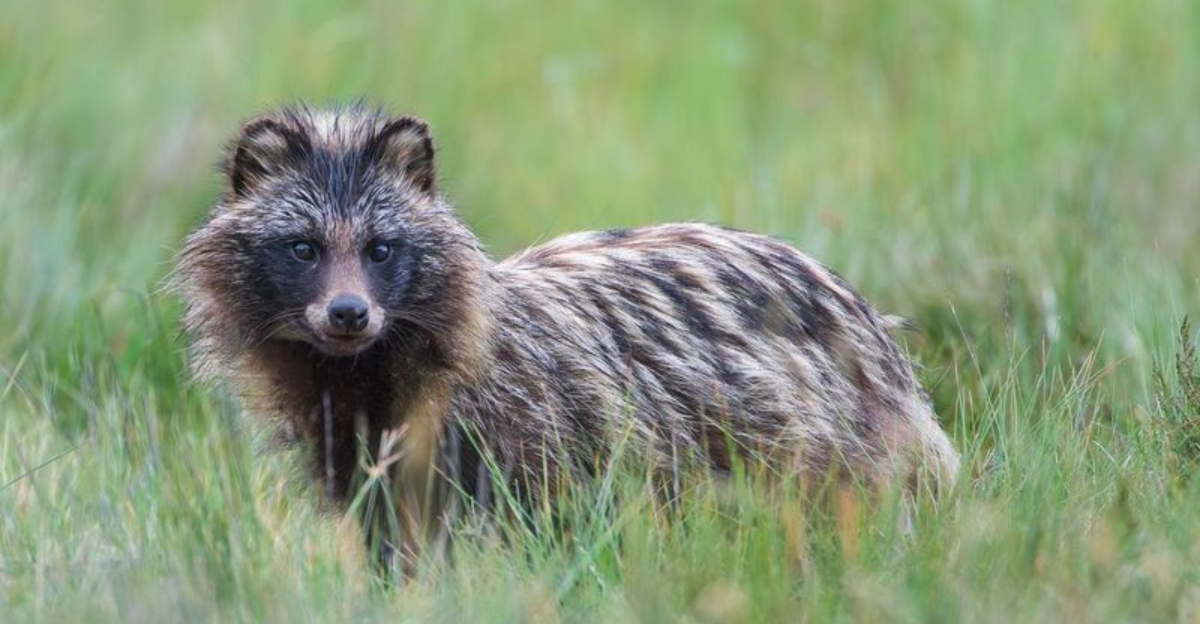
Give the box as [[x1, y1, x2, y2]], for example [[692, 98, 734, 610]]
[[2, 0, 1199, 621]]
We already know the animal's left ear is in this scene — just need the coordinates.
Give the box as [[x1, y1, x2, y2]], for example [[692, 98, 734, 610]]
[[367, 116, 436, 195]]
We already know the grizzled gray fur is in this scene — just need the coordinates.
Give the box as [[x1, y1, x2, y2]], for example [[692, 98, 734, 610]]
[[174, 105, 958, 569]]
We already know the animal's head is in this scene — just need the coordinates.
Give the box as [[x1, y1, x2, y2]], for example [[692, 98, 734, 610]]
[[176, 106, 485, 371]]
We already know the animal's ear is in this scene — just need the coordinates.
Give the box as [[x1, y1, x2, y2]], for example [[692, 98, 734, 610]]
[[367, 116, 436, 194], [226, 117, 308, 198]]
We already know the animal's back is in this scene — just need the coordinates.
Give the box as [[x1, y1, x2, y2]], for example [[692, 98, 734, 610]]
[[453, 223, 957, 490]]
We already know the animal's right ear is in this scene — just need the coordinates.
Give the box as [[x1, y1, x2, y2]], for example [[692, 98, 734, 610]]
[[226, 117, 308, 198]]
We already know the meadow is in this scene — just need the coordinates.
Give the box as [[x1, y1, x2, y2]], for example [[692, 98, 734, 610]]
[[2, 0, 1199, 621]]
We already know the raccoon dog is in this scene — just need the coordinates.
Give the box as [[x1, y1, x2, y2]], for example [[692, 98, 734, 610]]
[[176, 105, 958, 570]]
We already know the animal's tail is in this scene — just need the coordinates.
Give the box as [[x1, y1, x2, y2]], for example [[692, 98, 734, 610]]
[[881, 314, 918, 333]]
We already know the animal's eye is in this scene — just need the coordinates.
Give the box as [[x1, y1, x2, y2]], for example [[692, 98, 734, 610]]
[[368, 243, 392, 263], [291, 241, 317, 262]]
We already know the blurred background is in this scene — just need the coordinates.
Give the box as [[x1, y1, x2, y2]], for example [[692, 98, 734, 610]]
[[2, 0, 1197, 382], [2, 1, 1199, 622]]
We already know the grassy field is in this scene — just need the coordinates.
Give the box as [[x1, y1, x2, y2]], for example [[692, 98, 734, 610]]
[[2, 0, 1199, 621]]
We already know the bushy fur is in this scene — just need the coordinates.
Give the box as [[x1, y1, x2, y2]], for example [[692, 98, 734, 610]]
[[174, 105, 958, 569]]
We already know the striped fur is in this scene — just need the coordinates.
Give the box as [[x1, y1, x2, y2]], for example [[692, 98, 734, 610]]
[[174, 105, 958, 569]]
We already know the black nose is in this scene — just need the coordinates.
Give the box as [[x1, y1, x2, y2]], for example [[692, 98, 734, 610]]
[[327, 296, 369, 333]]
